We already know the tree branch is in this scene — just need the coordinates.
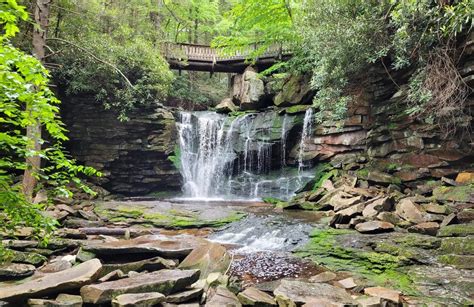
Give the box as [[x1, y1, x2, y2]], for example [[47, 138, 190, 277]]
[[46, 37, 134, 88]]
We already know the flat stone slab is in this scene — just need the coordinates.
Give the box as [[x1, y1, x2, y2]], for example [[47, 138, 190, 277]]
[[238, 287, 276, 306], [94, 200, 245, 228], [0, 259, 102, 301], [81, 269, 200, 304], [112, 292, 165, 307], [166, 288, 203, 303], [0, 263, 35, 279], [274, 279, 356, 306], [355, 221, 394, 233], [83, 235, 205, 258]]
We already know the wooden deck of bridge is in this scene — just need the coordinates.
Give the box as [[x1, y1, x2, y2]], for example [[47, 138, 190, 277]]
[[162, 42, 291, 73]]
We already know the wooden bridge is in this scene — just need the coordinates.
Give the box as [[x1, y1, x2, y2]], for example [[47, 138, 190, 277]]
[[162, 42, 292, 73]]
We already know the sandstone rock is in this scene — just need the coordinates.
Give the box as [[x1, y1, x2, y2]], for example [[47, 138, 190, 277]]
[[102, 256, 177, 276], [355, 221, 394, 234], [166, 288, 203, 303], [28, 294, 83, 307], [237, 287, 276, 306], [215, 98, 238, 113], [395, 199, 426, 224], [362, 197, 393, 218], [408, 222, 439, 236], [330, 194, 363, 211], [205, 286, 242, 307], [422, 203, 450, 215], [457, 209, 474, 223], [302, 298, 345, 306], [377, 212, 403, 225], [81, 269, 200, 304], [273, 279, 356, 306], [456, 172, 474, 184], [273, 74, 313, 107], [112, 292, 165, 307], [440, 213, 457, 227], [234, 67, 265, 110], [356, 296, 381, 307], [309, 271, 337, 283], [179, 242, 230, 278], [99, 269, 125, 282], [335, 277, 357, 289], [364, 286, 400, 303], [0, 259, 102, 301], [0, 263, 35, 279], [39, 260, 73, 274], [83, 235, 202, 258]]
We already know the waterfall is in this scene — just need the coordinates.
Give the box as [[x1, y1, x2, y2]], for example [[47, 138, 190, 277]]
[[176, 111, 314, 200], [298, 108, 314, 173]]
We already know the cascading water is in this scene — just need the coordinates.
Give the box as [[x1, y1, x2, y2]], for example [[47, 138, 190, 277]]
[[177, 111, 314, 200], [298, 108, 314, 173]]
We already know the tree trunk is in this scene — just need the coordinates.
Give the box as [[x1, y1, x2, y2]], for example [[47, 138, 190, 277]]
[[23, 0, 51, 201]]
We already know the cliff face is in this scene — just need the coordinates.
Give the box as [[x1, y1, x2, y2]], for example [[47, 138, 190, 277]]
[[61, 97, 181, 195]]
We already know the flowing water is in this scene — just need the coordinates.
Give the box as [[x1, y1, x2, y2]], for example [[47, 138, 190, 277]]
[[298, 108, 314, 173], [176, 111, 314, 201]]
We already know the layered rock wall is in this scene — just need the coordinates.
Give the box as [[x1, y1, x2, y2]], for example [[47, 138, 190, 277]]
[[61, 97, 180, 195]]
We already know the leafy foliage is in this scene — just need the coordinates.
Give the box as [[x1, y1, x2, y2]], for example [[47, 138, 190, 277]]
[[0, 0, 100, 255]]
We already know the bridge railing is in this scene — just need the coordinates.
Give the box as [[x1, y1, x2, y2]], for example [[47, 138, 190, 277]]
[[162, 42, 292, 62]]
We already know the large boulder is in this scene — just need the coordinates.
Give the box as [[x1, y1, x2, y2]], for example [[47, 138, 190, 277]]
[[0, 259, 102, 302], [233, 67, 265, 110], [273, 74, 313, 107], [273, 279, 356, 306], [215, 98, 238, 113], [179, 242, 230, 278], [80, 269, 200, 304]]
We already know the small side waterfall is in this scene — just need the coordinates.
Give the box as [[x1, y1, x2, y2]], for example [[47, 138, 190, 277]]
[[298, 108, 314, 173], [176, 111, 314, 200]]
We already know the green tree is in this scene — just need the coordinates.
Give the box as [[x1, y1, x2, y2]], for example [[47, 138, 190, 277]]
[[0, 0, 99, 260]]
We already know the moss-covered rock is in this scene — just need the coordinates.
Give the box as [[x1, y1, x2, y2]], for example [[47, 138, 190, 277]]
[[432, 185, 474, 203], [439, 237, 474, 255], [438, 254, 474, 269], [437, 224, 474, 237]]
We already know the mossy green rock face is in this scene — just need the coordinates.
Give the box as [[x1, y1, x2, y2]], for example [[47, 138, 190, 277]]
[[437, 224, 474, 237], [285, 104, 311, 114], [439, 237, 474, 255], [432, 185, 474, 203], [438, 254, 474, 269], [94, 201, 245, 229]]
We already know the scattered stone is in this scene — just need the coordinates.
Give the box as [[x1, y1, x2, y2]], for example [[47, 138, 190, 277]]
[[179, 242, 230, 278], [237, 287, 276, 306], [433, 185, 473, 203], [407, 222, 439, 236], [441, 176, 459, 186], [10, 250, 47, 266], [440, 213, 457, 227], [335, 277, 357, 289], [80, 269, 200, 304], [331, 194, 363, 211], [0, 259, 102, 301], [64, 218, 105, 228], [99, 269, 125, 282], [355, 221, 394, 234], [309, 271, 337, 283], [455, 172, 474, 184], [395, 199, 425, 224], [364, 286, 400, 303], [166, 288, 203, 303], [377, 212, 402, 225], [40, 260, 73, 273], [61, 255, 76, 264], [438, 224, 474, 237], [112, 292, 165, 307], [28, 294, 83, 307], [356, 296, 381, 307], [0, 263, 35, 279], [273, 279, 356, 306], [422, 203, 449, 215], [102, 256, 177, 275], [457, 209, 474, 223], [362, 197, 393, 218], [205, 286, 242, 307], [56, 204, 77, 215], [76, 248, 97, 263]]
